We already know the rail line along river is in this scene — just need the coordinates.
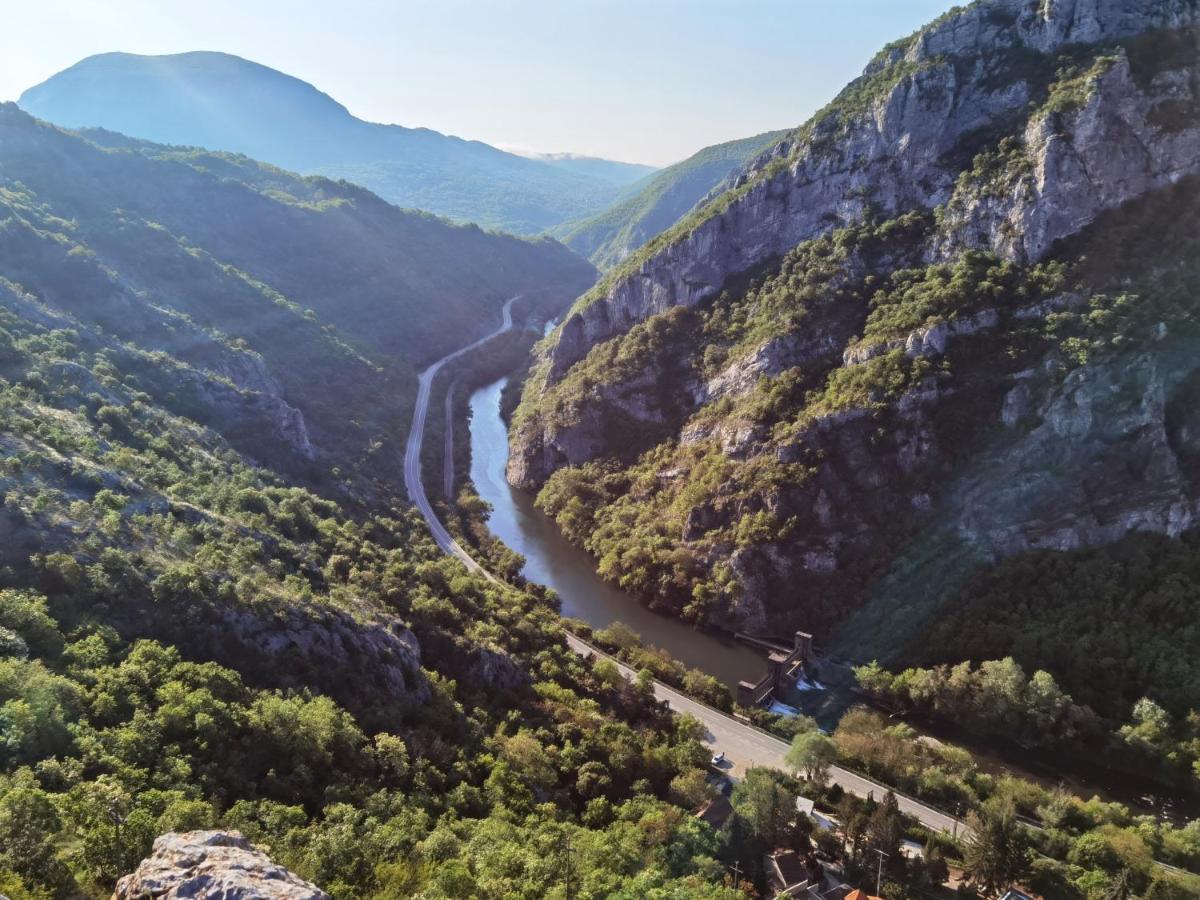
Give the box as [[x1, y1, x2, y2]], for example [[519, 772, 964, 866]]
[[468, 377, 764, 688]]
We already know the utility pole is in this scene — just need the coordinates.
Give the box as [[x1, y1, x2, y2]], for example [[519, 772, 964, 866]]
[[871, 848, 890, 897], [108, 804, 127, 874], [561, 834, 573, 900], [728, 860, 743, 891]]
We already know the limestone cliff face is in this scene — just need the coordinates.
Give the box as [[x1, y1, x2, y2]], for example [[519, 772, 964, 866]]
[[514, 0, 1200, 489], [935, 53, 1200, 262], [210, 601, 430, 714], [507, 0, 1200, 645], [114, 831, 329, 900], [531, 0, 1197, 395]]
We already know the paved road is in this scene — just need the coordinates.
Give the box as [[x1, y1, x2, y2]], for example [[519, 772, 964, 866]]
[[402, 301, 968, 839], [403, 295, 519, 576], [563, 634, 966, 836]]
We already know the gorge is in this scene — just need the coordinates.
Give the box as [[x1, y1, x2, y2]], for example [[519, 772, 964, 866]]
[[507, 0, 1200, 722]]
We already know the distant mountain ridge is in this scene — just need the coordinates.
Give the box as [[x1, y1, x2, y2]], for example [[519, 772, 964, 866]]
[[0, 102, 594, 498], [520, 152, 658, 187], [554, 130, 790, 269], [18, 51, 649, 234]]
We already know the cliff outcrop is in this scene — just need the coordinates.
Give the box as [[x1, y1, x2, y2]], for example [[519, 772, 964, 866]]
[[113, 831, 328, 900], [509, 0, 1200, 654]]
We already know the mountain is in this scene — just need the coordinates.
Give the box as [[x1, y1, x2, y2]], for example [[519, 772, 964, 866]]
[[0, 103, 593, 501], [554, 130, 790, 269], [510, 0, 1200, 720], [18, 51, 636, 234], [522, 152, 658, 187], [0, 106, 741, 900]]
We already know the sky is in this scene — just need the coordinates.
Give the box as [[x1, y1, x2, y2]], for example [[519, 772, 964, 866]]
[[1, 0, 957, 167]]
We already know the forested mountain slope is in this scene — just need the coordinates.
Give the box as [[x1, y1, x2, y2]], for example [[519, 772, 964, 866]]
[[511, 0, 1200, 720], [0, 108, 749, 899], [0, 104, 593, 501], [554, 130, 788, 270], [524, 152, 657, 187], [19, 52, 640, 234]]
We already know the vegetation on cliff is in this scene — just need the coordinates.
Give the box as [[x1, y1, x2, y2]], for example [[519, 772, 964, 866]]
[[0, 110, 765, 900], [512, 15, 1200, 812], [553, 130, 789, 270]]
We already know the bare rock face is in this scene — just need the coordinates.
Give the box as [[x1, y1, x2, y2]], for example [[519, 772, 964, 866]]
[[540, 0, 1196, 384], [113, 831, 328, 900], [514, 0, 1200, 489], [935, 53, 1200, 262], [210, 602, 430, 715]]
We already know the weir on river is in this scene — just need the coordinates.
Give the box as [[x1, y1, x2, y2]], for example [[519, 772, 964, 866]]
[[468, 377, 764, 689]]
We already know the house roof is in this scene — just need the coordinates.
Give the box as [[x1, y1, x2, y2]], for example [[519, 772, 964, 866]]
[[694, 795, 733, 828], [768, 849, 810, 889]]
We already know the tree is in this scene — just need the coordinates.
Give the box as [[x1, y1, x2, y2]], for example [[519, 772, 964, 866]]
[[669, 768, 713, 809], [730, 768, 796, 849], [963, 797, 1029, 897], [854, 660, 895, 697], [372, 733, 410, 786], [0, 776, 69, 891], [1119, 697, 1173, 756], [867, 790, 902, 863], [785, 730, 837, 786]]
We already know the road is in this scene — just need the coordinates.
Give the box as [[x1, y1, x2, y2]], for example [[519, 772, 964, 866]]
[[443, 382, 456, 500], [563, 633, 965, 836], [401, 297, 968, 839], [403, 294, 519, 576]]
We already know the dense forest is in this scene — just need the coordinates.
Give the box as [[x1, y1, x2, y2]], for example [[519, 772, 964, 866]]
[[0, 111, 759, 899]]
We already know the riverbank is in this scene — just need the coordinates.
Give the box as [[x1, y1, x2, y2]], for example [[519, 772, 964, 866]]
[[460, 373, 1200, 829], [467, 376, 764, 689], [404, 323, 1199, 885]]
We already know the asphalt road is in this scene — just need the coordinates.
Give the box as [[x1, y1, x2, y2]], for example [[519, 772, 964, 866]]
[[563, 633, 966, 837], [403, 294, 519, 576], [402, 298, 968, 839]]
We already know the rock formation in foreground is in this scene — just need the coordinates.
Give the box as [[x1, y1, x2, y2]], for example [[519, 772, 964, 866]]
[[113, 831, 328, 900]]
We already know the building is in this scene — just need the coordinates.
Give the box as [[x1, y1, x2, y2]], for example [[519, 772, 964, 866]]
[[736, 631, 816, 707], [693, 795, 733, 830], [765, 850, 857, 899]]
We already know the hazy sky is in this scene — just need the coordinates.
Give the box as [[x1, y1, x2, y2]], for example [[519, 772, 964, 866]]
[[2, 1, 956, 167]]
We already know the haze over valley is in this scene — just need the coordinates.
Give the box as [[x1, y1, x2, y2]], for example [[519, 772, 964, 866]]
[[2, 3, 1200, 899]]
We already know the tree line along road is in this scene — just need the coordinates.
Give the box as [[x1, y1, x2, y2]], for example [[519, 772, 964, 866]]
[[402, 295, 969, 840]]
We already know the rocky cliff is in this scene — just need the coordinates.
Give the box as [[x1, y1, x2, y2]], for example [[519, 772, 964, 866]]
[[114, 831, 328, 899], [510, 0, 1200, 658], [529, 0, 1198, 397]]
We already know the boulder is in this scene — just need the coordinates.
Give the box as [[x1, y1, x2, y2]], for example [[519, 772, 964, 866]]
[[113, 831, 328, 900]]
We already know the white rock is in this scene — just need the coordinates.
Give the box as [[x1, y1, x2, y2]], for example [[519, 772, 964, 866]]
[[113, 831, 329, 900]]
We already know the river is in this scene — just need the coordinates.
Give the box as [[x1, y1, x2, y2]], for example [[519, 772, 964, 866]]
[[468, 377, 765, 689]]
